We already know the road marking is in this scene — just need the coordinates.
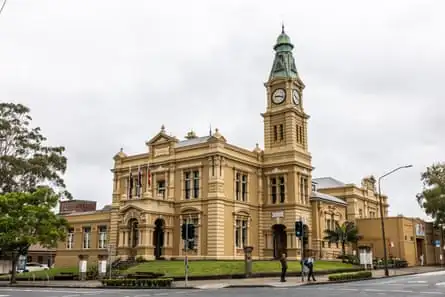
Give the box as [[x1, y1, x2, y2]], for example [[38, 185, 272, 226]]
[[0, 295, 9, 297], [436, 282, 445, 286], [420, 292, 443, 295], [155, 293, 169, 296]]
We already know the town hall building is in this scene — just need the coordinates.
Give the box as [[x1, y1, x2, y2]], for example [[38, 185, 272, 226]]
[[55, 27, 388, 267]]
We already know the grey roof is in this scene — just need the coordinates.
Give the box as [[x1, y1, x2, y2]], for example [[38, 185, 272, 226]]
[[176, 136, 211, 148], [311, 191, 347, 205], [312, 177, 345, 189]]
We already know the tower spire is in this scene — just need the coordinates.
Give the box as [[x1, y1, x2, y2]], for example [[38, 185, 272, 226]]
[[269, 25, 298, 80]]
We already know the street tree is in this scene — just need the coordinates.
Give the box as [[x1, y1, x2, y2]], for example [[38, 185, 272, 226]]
[[0, 103, 72, 283], [417, 162, 445, 226], [0, 102, 71, 198], [0, 188, 69, 283], [324, 221, 362, 262]]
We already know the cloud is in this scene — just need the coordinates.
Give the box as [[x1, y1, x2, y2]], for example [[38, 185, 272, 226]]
[[0, 0, 443, 219]]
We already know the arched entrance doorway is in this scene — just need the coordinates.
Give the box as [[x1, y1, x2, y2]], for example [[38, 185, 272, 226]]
[[272, 224, 287, 259], [153, 218, 165, 259], [128, 218, 139, 258]]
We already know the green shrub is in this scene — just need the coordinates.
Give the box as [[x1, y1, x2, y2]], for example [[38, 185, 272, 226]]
[[328, 271, 372, 281], [101, 278, 173, 288]]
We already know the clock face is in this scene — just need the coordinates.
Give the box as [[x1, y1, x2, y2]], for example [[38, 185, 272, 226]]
[[272, 88, 286, 104], [292, 89, 300, 105]]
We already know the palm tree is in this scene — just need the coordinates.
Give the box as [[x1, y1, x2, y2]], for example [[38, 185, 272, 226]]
[[323, 221, 362, 262]]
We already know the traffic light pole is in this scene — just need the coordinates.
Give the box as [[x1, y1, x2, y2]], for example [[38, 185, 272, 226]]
[[184, 220, 189, 287], [301, 226, 304, 282]]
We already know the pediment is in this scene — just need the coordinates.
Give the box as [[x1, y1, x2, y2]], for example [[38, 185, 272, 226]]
[[119, 203, 145, 214], [146, 132, 177, 146]]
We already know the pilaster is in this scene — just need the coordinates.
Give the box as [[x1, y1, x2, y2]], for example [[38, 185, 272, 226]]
[[207, 155, 226, 258]]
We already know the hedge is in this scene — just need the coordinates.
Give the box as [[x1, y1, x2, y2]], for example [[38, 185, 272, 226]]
[[101, 278, 173, 288], [328, 271, 372, 281]]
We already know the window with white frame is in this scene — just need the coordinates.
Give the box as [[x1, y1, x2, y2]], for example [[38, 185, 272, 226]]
[[98, 226, 107, 249], [235, 172, 248, 202], [157, 180, 166, 198], [184, 170, 199, 199], [235, 218, 248, 248], [83, 227, 91, 249], [271, 175, 285, 204], [66, 228, 74, 249]]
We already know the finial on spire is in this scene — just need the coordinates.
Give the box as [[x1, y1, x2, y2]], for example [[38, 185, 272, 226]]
[[161, 124, 165, 132], [281, 22, 285, 34], [209, 123, 212, 136], [120, 147, 123, 152]]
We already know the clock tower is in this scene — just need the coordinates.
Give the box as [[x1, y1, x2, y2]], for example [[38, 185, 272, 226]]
[[262, 26, 310, 156]]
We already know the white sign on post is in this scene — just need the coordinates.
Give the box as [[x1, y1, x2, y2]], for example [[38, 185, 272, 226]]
[[99, 260, 107, 274], [79, 260, 87, 273]]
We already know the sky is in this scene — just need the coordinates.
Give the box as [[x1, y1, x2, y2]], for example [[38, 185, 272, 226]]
[[0, 0, 443, 220]]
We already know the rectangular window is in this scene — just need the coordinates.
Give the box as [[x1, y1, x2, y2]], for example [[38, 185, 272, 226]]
[[157, 180, 166, 198], [273, 125, 278, 142], [296, 125, 300, 143], [66, 228, 74, 249], [193, 170, 199, 198], [299, 126, 304, 145], [83, 227, 91, 249], [241, 174, 248, 201], [98, 226, 107, 249], [235, 173, 241, 200], [300, 176, 308, 203], [182, 217, 199, 250], [359, 209, 363, 218], [184, 172, 191, 199], [279, 124, 284, 141], [271, 177, 277, 204], [279, 176, 285, 203], [235, 219, 248, 248]]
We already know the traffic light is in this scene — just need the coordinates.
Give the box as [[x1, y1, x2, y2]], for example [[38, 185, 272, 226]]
[[181, 224, 187, 240], [187, 224, 195, 240], [295, 221, 303, 238]]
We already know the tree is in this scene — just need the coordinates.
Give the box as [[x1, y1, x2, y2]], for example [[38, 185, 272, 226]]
[[417, 162, 445, 226], [0, 103, 72, 283], [0, 188, 69, 283], [323, 221, 362, 262], [0, 103, 71, 198]]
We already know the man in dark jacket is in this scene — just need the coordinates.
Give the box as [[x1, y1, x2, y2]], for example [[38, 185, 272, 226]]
[[305, 256, 316, 281], [280, 253, 287, 282]]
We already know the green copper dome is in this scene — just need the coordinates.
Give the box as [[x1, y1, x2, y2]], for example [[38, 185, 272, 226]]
[[274, 25, 294, 52], [269, 25, 298, 80]]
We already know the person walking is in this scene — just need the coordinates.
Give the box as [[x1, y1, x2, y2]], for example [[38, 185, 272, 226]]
[[305, 256, 316, 281], [279, 253, 288, 282]]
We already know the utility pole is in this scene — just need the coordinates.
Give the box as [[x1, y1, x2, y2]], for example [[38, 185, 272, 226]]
[[184, 217, 190, 287]]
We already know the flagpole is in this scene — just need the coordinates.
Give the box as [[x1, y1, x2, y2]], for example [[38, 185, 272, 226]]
[[128, 166, 131, 199]]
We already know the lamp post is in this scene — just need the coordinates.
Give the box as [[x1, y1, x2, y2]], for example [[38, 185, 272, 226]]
[[378, 164, 413, 277]]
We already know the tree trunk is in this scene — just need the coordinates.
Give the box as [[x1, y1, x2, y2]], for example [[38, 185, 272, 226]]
[[9, 252, 18, 284], [341, 241, 346, 263]]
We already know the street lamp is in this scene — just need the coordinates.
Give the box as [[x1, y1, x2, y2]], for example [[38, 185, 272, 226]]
[[378, 164, 413, 277]]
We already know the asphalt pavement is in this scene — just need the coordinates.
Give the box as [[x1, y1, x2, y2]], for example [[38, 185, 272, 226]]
[[1, 270, 445, 296]]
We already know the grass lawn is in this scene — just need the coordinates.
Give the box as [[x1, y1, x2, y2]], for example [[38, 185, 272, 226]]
[[0, 260, 357, 279], [126, 260, 356, 277]]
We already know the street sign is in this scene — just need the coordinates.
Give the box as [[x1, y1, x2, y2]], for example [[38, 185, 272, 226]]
[[435, 240, 441, 248]]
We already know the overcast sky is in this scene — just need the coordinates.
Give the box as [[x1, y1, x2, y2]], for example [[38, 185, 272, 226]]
[[0, 0, 443, 220]]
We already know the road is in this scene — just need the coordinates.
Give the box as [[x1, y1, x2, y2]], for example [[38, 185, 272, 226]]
[[0, 270, 444, 296]]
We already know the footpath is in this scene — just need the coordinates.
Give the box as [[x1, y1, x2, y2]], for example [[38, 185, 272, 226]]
[[0, 266, 443, 289]]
